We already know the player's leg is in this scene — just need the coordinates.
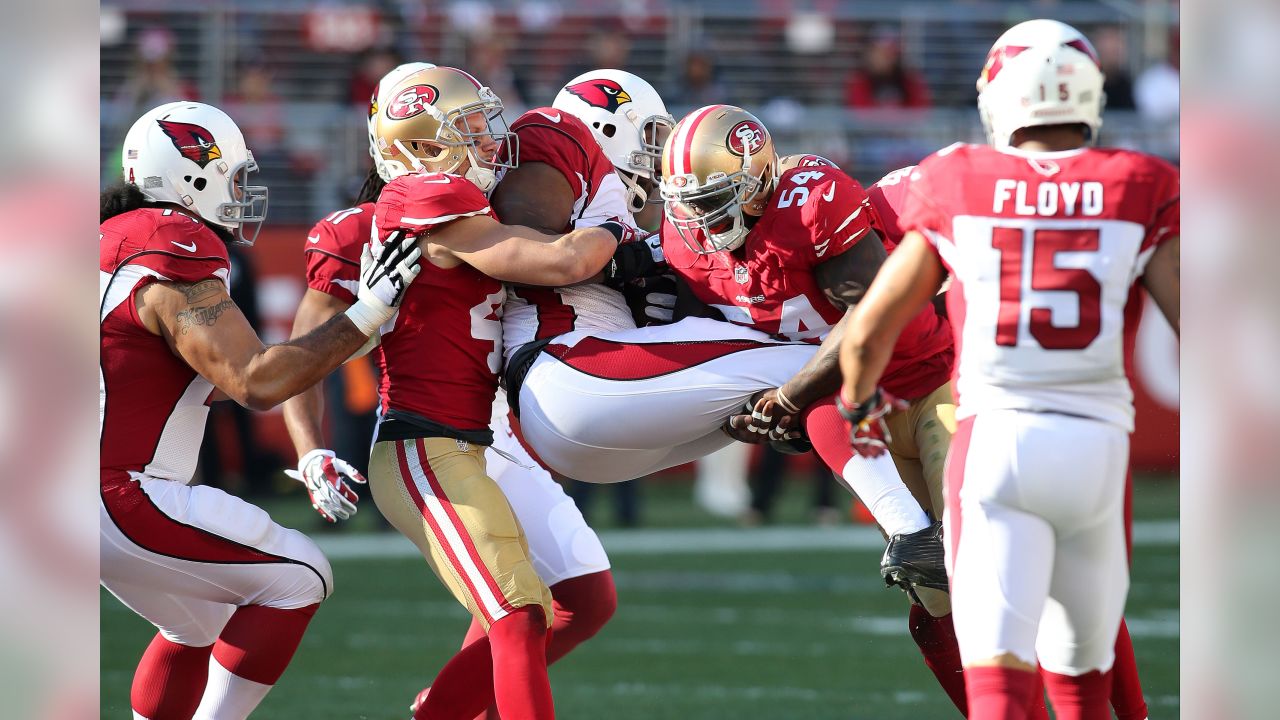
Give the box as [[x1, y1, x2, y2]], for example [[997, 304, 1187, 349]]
[[946, 413, 1056, 719], [1034, 417, 1130, 720], [369, 438, 555, 720], [517, 317, 814, 483], [1110, 471, 1149, 720], [101, 478, 333, 720]]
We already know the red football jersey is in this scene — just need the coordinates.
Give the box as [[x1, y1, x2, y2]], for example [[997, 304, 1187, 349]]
[[664, 165, 874, 343], [303, 203, 373, 304], [374, 173, 505, 432], [865, 167, 956, 399], [899, 143, 1179, 430], [500, 107, 634, 361], [99, 208, 230, 486]]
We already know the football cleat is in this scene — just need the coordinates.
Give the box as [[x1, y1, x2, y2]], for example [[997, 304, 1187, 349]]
[[880, 520, 949, 607]]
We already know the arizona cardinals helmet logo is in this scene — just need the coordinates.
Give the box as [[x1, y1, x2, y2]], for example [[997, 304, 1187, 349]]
[[726, 120, 766, 156], [565, 79, 633, 112], [157, 119, 222, 169], [386, 84, 440, 120]]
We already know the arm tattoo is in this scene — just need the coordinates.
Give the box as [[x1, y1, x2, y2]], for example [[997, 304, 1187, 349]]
[[182, 279, 223, 304], [176, 298, 234, 334]]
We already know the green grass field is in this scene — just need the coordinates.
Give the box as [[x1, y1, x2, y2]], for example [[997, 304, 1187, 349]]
[[101, 474, 1178, 719]]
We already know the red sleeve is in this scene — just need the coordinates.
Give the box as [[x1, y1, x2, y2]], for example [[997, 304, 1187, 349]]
[[866, 166, 917, 249], [375, 173, 492, 237], [132, 214, 230, 284], [799, 169, 875, 264], [511, 110, 598, 199], [897, 154, 957, 258], [1142, 158, 1180, 252], [303, 218, 360, 304]]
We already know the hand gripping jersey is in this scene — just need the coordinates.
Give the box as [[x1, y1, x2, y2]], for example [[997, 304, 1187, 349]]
[[303, 203, 374, 305], [99, 208, 230, 485], [664, 165, 949, 399], [374, 173, 505, 437], [499, 107, 636, 362], [898, 144, 1180, 430], [865, 167, 956, 399]]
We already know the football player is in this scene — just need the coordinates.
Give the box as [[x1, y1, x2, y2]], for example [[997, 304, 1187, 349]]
[[357, 65, 651, 720], [101, 101, 420, 720], [838, 19, 1178, 719], [281, 63, 618, 720]]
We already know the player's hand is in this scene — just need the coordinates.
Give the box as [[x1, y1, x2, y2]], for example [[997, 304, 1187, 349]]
[[602, 223, 667, 289], [285, 449, 367, 523], [837, 388, 909, 458], [622, 273, 678, 326], [345, 231, 422, 335], [746, 388, 806, 440]]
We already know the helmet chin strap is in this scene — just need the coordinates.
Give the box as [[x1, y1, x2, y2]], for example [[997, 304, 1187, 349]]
[[462, 145, 498, 193]]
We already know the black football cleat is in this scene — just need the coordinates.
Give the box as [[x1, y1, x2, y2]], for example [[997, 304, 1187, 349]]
[[880, 519, 949, 606]]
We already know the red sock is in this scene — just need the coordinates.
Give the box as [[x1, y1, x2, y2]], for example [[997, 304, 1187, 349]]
[[1025, 670, 1050, 720], [418, 607, 555, 720], [211, 603, 319, 685], [546, 570, 617, 665], [1109, 619, 1148, 720], [800, 398, 854, 474], [907, 605, 968, 714], [1041, 669, 1112, 720], [965, 666, 1036, 720], [489, 606, 555, 720], [130, 633, 212, 720]]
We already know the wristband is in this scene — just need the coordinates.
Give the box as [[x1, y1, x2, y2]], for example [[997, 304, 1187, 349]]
[[774, 386, 802, 415], [344, 299, 389, 337]]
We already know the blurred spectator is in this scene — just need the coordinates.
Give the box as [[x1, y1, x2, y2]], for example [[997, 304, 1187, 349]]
[[741, 447, 840, 526], [466, 31, 530, 111], [113, 27, 197, 122], [668, 50, 729, 108], [1136, 31, 1179, 122], [199, 246, 277, 497], [348, 46, 402, 108], [570, 479, 641, 528], [1095, 26, 1136, 110], [844, 29, 931, 109], [694, 444, 751, 518], [225, 62, 284, 156], [569, 31, 633, 78]]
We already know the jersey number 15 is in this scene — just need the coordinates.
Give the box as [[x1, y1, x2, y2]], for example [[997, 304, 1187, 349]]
[[992, 227, 1101, 350]]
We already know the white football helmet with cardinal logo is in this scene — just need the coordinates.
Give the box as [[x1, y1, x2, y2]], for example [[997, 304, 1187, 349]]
[[976, 19, 1106, 148], [554, 69, 675, 213], [121, 101, 268, 245]]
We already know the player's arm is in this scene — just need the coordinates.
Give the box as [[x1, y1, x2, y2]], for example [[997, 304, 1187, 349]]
[[489, 162, 576, 234], [839, 231, 947, 405], [1142, 235, 1179, 337], [138, 236, 418, 411], [281, 289, 352, 456], [434, 214, 623, 287]]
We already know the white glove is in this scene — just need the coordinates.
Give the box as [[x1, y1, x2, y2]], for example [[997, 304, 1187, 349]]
[[344, 230, 422, 335], [284, 449, 367, 523]]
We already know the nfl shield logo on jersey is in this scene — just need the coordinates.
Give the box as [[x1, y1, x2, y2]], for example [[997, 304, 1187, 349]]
[[734, 265, 750, 284]]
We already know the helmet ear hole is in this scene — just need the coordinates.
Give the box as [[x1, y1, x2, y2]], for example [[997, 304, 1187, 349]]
[[192, 178, 207, 191], [601, 124, 616, 138], [183, 175, 192, 182]]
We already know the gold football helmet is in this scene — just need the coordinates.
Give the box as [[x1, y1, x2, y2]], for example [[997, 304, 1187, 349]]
[[372, 66, 517, 192], [659, 105, 777, 254]]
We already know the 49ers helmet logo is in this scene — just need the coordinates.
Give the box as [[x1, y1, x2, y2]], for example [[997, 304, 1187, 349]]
[[726, 120, 766, 156], [157, 119, 222, 169], [565, 79, 633, 112], [386, 84, 440, 120]]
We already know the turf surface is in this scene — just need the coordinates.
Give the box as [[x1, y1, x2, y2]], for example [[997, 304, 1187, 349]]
[[101, 474, 1178, 719]]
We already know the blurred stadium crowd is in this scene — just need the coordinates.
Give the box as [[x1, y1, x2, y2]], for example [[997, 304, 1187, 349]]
[[101, 0, 1179, 223]]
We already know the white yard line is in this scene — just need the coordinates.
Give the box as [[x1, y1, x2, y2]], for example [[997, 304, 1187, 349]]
[[315, 520, 1178, 560]]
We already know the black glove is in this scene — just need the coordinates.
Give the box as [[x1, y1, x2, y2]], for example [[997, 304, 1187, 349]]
[[622, 274, 678, 327], [600, 222, 666, 289]]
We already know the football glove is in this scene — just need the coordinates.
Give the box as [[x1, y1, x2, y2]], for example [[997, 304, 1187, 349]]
[[601, 222, 666, 289], [344, 230, 422, 335], [836, 388, 908, 458], [284, 449, 367, 523], [622, 273, 678, 326]]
